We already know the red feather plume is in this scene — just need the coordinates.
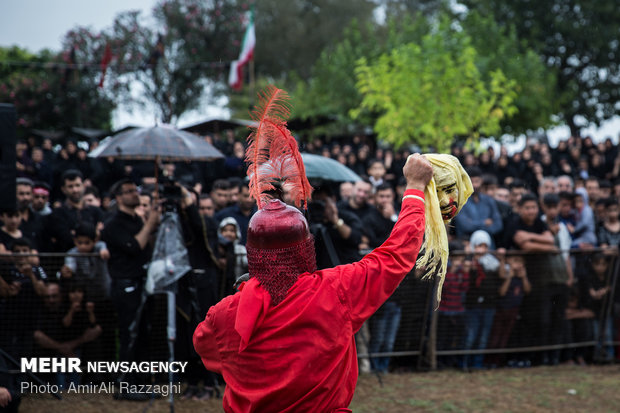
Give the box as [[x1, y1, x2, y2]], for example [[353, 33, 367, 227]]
[[246, 86, 312, 209]]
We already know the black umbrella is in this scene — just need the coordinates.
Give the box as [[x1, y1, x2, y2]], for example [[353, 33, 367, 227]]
[[88, 125, 224, 161], [301, 153, 361, 182]]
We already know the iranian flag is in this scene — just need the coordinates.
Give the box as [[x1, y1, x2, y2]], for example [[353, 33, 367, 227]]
[[229, 8, 256, 90]]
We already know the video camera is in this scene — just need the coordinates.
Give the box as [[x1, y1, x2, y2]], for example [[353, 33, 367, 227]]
[[307, 200, 327, 226], [159, 175, 183, 212]]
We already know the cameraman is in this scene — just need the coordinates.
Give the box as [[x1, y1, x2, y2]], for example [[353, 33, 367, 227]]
[[101, 179, 160, 400], [308, 185, 363, 270], [170, 184, 223, 400]]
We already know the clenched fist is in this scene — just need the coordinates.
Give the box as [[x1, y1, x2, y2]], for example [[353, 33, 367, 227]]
[[403, 153, 433, 191]]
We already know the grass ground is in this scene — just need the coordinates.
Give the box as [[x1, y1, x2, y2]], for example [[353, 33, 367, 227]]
[[19, 365, 620, 412]]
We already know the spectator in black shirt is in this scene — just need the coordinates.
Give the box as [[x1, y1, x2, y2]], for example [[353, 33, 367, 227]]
[[30, 146, 53, 187], [0, 238, 48, 360], [33, 282, 101, 387], [503, 193, 569, 364], [336, 179, 374, 222], [100, 179, 160, 399], [365, 183, 398, 249], [0, 351, 20, 413], [309, 185, 367, 372], [366, 184, 401, 373], [45, 170, 104, 252], [198, 194, 215, 219], [174, 186, 222, 400], [309, 186, 363, 269], [16, 177, 45, 252], [210, 179, 231, 214]]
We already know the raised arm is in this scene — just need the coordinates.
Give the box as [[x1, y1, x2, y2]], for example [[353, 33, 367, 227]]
[[337, 154, 433, 330]]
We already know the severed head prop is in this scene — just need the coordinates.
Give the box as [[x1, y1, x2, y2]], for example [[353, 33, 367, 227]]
[[417, 154, 473, 305]]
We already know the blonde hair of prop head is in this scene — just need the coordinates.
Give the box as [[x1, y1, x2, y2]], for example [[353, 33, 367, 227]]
[[417, 154, 473, 306]]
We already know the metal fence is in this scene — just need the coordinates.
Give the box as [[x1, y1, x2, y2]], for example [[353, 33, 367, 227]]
[[1, 248, 618, 387], [361, 248, 620, 371]]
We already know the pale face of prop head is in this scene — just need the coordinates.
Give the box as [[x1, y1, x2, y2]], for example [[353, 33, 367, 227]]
[[433, 165, 460, 222]]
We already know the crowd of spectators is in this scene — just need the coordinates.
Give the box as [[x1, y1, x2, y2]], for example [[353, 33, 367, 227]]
[[1, 130, 619, 400]]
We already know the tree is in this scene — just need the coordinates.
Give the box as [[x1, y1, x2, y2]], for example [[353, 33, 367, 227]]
[[462, 0, 620, 135], [459, 11, 557, 134], [289, 16, 431, 138], [0, 44, 115, 132], [254, 0, 376, 81], [353, 23, 517, 152], [103, 0, 248, 124], [289, 9, 553, 141], [2, 1, 251, 130], [58, 28, 117, 130]]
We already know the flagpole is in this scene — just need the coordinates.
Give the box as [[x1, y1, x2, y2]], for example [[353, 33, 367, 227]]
[[249, 57, 255, 105], [248, 4, 256, 105]]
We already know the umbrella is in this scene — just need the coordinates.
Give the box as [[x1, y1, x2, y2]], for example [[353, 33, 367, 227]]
[[88, 124, 224, 161], [301, 153, 361, 182]]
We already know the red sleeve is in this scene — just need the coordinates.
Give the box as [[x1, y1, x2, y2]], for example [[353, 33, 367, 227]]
[[193, 308, 223, 373], [334, 189, 426, 331]]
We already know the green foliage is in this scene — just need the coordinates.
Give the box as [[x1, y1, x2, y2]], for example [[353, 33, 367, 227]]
[[353, 24, 517, 151], [2, 1, 250, 130], [292, 9, 555, 142], [459, 11, 557, 134], [0, 44, 114, 131], [462, 0, 620, 134], [254, 0, 376, 81], [289, 15, 431, 138]]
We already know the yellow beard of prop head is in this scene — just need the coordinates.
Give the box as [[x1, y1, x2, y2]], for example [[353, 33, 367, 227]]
[[417, 154, 473, 306]]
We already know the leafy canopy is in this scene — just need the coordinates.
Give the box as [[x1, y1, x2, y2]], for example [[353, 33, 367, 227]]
[[353, 23, 517, 151]]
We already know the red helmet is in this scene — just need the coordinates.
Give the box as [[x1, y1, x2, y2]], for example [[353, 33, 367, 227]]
[[246, 199, 316, 305]]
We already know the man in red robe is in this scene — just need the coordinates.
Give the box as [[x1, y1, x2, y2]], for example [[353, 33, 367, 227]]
[[193, 153, 432, 412]]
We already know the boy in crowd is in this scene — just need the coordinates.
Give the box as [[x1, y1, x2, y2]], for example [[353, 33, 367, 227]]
[[60, 223, 111, 301], [462, 230, 500, 370], [59, 280, 102, 386], [0, 210, 24, 257], [33, 282, 101, 387], [218, 217, 248, 283], [564, 286, 594, 365], [503, 193, 567, 364], [6, 238, 47, 298], [0, 238, 48, 361], [597, 198, 620, 251], [367, 158, 387, 189], [584, 254, 615, 362], [571, 189, 597, 248], [437, 249, 470, 369], [487, 252, 531, 367]]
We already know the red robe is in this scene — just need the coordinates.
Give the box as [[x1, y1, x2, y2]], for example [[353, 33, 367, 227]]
[[193, 189, 425, 412]]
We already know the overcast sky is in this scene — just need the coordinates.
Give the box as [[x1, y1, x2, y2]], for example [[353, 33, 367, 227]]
[[0, 0, 225, 129], [0, 1, 616, 141], [0, 0, 157, 52]]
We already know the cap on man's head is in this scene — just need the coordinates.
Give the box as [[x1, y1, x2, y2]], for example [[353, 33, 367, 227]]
[[16, 177, 34, 187]]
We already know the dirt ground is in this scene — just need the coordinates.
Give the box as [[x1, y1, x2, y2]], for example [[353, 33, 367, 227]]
[[18, 365, 620, 412]]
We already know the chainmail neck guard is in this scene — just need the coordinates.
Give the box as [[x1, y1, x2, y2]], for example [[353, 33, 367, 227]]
[[246, 236, 316, 305]]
